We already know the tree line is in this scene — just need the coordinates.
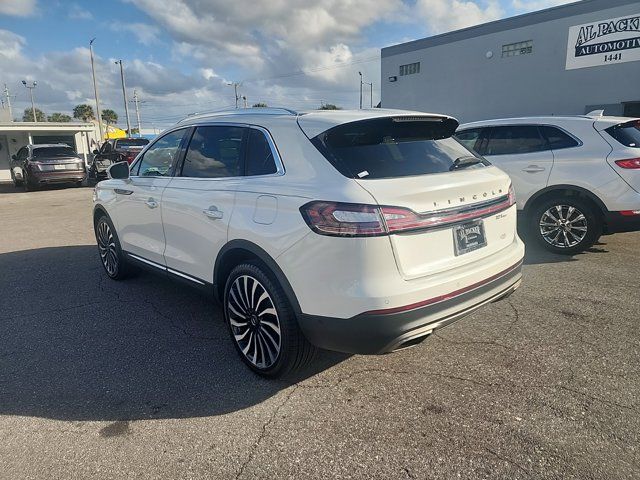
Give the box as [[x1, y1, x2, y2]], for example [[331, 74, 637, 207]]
[[22, 102, 343, 123], [22, 104, 119, 126]]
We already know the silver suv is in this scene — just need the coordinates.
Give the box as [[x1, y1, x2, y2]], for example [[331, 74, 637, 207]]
[[456, 115, 640, 254]]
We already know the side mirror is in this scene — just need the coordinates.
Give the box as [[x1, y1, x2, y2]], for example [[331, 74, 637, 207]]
[[92, 149, 99, 155], [107, 161, 130, 180]]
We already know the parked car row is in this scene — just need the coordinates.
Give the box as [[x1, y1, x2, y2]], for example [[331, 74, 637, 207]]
[[9, 137, 150, 190]]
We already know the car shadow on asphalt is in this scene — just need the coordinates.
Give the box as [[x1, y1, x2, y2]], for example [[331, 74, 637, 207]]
[[0, 245, 348, 422]]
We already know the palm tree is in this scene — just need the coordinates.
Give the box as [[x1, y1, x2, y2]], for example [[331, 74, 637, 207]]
[[101, 109, 118, 128], [48, 112, 72, 122], [73, 104, 95, 122], [23, 108, 46, 122]]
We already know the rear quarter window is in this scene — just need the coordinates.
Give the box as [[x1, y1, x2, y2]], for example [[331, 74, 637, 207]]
[[605, 120, 640, 148], [311, 117, 486, 179]]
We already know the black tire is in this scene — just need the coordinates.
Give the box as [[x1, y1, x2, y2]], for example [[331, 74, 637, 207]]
[[94, 214, 132, 280], [23, 171, 35, 192], [224, 262, 316, 378], [529, 196, 602, 255], [88, 164, 98, 186]]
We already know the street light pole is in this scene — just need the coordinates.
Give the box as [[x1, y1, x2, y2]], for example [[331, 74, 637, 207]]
[[89, 38, 104, 141], [358, 72, 363, 109], [22, 80, 37, 122], [227, 82, 240, 108], [363, 81, 373, 108], [3, 83, 12, 119], [132, 89, 142, 137], [115, 60, 132, 135]]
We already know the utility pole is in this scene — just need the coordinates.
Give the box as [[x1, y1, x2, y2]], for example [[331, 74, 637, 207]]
[[3, 83, 12, 119], [22, 80, 38, 122], [363, 81, 373, 108], [227, 82, 240, 108], [358, 72, 363, 109], [89, 38, 103, 141], [115, 60, 132, 136], [131, 89, 142, 137]]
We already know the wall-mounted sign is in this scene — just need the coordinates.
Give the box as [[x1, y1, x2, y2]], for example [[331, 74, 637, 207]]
[[566, 13, 640, 70]]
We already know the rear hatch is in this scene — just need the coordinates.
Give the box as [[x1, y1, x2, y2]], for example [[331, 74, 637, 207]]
[[597, 118, 640, 193], [302, 114, 517, 280], [32, 147, 84, 171]]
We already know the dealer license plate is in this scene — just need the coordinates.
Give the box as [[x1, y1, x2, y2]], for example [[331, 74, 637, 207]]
[[453, 220, 487, 256], [53, 164, 65, 170]]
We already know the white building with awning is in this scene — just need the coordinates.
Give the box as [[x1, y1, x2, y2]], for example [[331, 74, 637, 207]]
[[0, 122, 99, 181]]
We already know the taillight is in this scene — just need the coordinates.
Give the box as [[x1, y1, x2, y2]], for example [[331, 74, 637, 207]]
[[300, 201, 386, 236], [301, 186, 515, 237], [615, 158, 640, 169]]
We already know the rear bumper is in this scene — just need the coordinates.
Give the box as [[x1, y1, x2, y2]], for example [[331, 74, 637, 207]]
[[604, 211, 640, 234], [298, 261, 523, 354], [29, 171, 85, 184]]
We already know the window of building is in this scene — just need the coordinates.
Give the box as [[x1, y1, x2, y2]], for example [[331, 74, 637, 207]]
[[399, 62, 420, 76], [502, 40, 533, 58]]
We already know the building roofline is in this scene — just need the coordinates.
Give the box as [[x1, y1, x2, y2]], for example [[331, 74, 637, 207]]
[[382, 0, 637, 58]]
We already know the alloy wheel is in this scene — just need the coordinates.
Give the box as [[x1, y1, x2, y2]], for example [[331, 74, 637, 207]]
[[227, 275, 282, 369], [539, 204, 588, 248], [97, 219, 118, 276]]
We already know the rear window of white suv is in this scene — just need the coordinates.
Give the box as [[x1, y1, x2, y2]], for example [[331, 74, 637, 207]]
[[311, 117, 485, 179], [606, 120, 640, 148]]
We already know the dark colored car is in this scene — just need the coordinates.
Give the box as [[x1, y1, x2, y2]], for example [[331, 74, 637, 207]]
[[10, 144, 86, 191], [89, 137, 149, 183]]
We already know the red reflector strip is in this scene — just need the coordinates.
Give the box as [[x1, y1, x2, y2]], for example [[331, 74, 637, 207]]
[[363, 260, 523, 316], [620, 210, 640, 216]]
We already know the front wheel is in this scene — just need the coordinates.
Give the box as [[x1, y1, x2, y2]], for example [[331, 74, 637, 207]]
[[94, 215, 132, 280], [224, 262, 316, 378], [530, 197, 601, 255]]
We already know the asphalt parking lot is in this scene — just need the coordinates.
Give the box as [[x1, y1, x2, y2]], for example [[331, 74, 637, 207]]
[[0, 183, 639, 480]]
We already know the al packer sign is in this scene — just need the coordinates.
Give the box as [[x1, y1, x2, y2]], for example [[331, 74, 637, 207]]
[[566, 13, 640, 70]]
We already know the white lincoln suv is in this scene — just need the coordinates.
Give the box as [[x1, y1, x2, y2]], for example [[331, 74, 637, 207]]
[[456, 115, 640, 254], [93, 108, 525, 377]]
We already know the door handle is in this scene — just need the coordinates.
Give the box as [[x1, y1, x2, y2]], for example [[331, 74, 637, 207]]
[[203, 206, 224, 220], [114, 188, 133, 195], [522, 165, 546, 173], [145, 198, 159, 209]]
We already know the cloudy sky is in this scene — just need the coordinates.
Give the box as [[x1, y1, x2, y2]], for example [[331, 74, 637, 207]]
[[0, 0, 573, 129]]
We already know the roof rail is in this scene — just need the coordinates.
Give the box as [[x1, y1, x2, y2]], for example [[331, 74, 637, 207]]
[[177, 107, 300, 124]]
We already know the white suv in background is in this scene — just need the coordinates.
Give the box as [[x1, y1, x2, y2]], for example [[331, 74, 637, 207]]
[[93, 108, 524, 377], [456, 115, 640, 254]]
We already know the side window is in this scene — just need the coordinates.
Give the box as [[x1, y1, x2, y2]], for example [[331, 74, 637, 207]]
[[246, 129, 278, 176], [539, 126, 580, 150], [135, 129, 186, 177], [484, 126, 547, 156], [454, 129, 482, 153], [181, 126, 245, 178]]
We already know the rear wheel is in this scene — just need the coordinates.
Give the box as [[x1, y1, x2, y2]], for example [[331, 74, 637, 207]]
[[529, 197, 601, 255], [94, 214, 132, 280], [224, 262, 316, 378], [23, 171, 35, 191]]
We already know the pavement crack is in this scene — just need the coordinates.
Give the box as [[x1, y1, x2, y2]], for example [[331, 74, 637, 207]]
[[235, 384, 299, 479], [484, 447, 531, 477], [433, 332, 512, 351]]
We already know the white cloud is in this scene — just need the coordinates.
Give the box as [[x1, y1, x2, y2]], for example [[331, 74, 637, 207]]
[[68, 4, 93, 20], [110, 23, 161, 45], [0, 0, 37, 16], [511, 0, 574, 13], [0, 29, 25, 59], [415, 0, 504, 34]]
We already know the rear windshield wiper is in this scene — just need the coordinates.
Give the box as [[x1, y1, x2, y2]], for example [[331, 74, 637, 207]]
[[450, 156, 483, 171]]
